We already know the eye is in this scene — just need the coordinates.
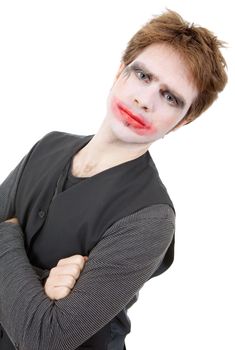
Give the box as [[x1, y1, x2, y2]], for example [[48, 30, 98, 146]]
[[134, 68, 151, 83], [162, 91, 178, 106]]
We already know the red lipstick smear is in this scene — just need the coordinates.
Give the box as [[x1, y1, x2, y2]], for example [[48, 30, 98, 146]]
[[112, 97, 157, 136], [118, 104, 147, 127]]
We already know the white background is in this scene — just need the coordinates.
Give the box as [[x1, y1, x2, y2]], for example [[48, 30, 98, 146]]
[[0, 1, 234, 349]]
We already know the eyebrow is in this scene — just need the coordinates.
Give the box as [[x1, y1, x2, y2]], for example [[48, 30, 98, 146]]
[[130, 61, 186, 108]]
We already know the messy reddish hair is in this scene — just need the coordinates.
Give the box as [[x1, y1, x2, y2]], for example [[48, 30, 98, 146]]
[[120, 9, 228, 125]]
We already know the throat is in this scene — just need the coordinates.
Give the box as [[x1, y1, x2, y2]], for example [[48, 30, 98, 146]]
[[71, 155, 111, 178], [71, 161, 97, 178]]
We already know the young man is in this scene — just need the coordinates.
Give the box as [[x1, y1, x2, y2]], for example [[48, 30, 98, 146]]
[[0, 9, 227, 350]]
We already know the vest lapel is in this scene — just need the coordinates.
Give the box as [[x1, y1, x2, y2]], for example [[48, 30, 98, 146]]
[[15, 132, 94, 249]]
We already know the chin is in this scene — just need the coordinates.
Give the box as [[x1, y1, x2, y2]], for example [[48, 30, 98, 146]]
[[110, 118, 155, 144]]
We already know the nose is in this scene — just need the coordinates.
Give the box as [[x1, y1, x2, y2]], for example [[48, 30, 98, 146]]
[[134, 98, 149, 112], [133, 87, 155, 112]]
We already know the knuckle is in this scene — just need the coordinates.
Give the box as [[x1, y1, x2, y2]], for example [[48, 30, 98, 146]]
[[74, 255, 84, 264], [67, 276, 75, 288], [57, 258, 65, 266], [50, 267, 57, 275], [56, 255, 85, 267], [72, 264, 80, 274]]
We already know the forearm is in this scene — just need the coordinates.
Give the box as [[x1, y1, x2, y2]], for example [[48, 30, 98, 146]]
[[0, 222, 59, 349], [0, 206, 174, 350]]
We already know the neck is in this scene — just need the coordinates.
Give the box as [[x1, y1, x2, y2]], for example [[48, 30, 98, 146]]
[[74, 118, 152, 174]]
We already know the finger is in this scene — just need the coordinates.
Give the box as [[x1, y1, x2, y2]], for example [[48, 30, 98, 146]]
[[49, 264, 82, 280], [55, 257, 86, 273], [5, 217, 19, 225], [53, 286, 71, 300], [57, 255, 85, 268], [46, 274, 77, 289]]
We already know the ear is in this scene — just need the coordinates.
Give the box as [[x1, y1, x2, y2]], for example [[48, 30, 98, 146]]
[[166, 118, 188, 135], [171, 118, 189, 132]]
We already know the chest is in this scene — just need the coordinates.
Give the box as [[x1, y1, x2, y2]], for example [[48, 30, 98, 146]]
[[14, 132, 173, 270]]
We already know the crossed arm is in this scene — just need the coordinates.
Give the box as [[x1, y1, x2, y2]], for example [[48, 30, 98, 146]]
[[0, 156, 175, 350], [2, 156, 80, 301], [5, 216, 87, 301]]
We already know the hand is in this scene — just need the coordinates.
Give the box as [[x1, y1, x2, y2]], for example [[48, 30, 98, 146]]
[[4, 217, 20, 225], [44, 254, 89, 300]]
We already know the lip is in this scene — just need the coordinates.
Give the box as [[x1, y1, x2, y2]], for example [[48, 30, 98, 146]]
[[117, 102, 150, 128]]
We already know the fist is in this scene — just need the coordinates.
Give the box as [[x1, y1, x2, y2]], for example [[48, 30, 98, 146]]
[[44, 254, 89, 300]]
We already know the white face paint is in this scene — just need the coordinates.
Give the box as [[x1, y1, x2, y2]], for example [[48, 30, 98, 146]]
[[106, 43, 198, 144]]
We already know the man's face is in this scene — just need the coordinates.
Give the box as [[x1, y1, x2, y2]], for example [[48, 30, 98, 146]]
[[106, 43, 198, 144]]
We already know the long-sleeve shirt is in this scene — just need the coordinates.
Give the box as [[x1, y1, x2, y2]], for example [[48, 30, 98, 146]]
[[0, 152, 175, 350]]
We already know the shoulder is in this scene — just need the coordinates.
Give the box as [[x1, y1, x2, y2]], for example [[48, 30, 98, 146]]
[[39, 130, 88, 143], [102, 203, 175, 244], [108, 204, 175, 230]]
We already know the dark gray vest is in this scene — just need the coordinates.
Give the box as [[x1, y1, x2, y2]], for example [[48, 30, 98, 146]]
[[13, 131, 175, 349]]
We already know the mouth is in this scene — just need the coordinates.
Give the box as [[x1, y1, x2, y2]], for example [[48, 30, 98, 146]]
[[117, 103, 150, 128]]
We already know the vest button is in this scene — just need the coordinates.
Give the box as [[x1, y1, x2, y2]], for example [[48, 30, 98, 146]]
[[38, 210, 46, 218]]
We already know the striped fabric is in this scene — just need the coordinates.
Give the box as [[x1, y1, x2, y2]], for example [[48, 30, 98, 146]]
[[0, 152, 175, 350]]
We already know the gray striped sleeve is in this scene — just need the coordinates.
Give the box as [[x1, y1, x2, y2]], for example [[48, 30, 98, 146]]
[[0, 203, 175, 350], [0, 155, 28, 222], [0, 155, 49, 281]]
